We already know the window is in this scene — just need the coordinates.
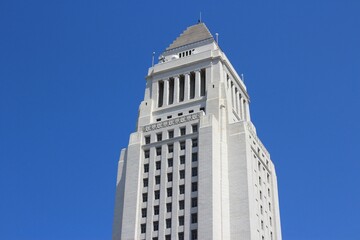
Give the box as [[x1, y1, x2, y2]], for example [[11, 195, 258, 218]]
[[180, 141, 186, 150], [261, 220, 264, 229], [168, 144, 173, 153], [168, 130, 174, 139], [200, 107, 205, 112], [166, 235, 171, 240], [192, 138, 198, 148], [167, 115, 172, 119], [145, 136, 150, 144], [154, 190, 160, 200], [167, 187, 172, 197], [192, 182, 198, 192], [158, 81, 164, 107], [179, 215, 184, 226], [271, 232, 273, 240], [200, 68, 206, 96], [166, 218, 171, 228], [153, 238, 158, 240], [144, 150, 150, 159], [167, 173, 173, 182], [260, 190, 262, 200], [267, 173, 270, 183], [156, 147, 161, 156], [166, 203, 172, 212], [180, 155, 185, 164], [156, 133, 162, 142], [156, 161, 161, 170], [259, 176, 262, 185], [180, 127, 186, 136], [191, 229, 198, 240], [269, 202, 271, 211], [169, 78, 174, 105], [179, 75, 185, 102], [191, 213, 197, 223], [268, 188, 271, 197], [141, 223, 146, 233], [179, 200, 184, 210], [192, 124, 198, 133], [156, 118, 161, 122], [190, 71, 195, 99], [143, 193, 148, 202], [192, 153, 198, 162], [143, 178, 148, 187], [153, 221, 159, 231], [155, 175, 160, 184], [180, 170, 185, 179], [192, 167, 198, 177], [179, 185, 185, 194], [141, 208, 147, 218], [168, 158, 173, 167], [144, 164, 149, 173], [258, 161, 261, 171], [154, 205, 159, 215], [260, 205, 263, 214], [192, 197, 198, 208], [178, 232, 184, 240], [189, 109, 194, 113], [269, 217, 272, 226]]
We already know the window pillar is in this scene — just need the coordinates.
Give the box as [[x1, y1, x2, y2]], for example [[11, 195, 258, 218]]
[[163, 79, 169, 106], [195, 70, 201, 98], [245, 100, 251, 121], [174, 76, 179, 104], [184, 73, 190, 101], [231, 82, 235, 108], [235, 88, 239, 115], [239, 94, 244, 120]]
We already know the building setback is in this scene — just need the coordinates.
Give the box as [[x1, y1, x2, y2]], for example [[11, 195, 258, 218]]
[[112, 22, 282, 240]]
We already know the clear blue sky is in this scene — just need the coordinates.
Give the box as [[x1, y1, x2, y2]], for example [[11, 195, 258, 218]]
[[1, 0, 359, 239]]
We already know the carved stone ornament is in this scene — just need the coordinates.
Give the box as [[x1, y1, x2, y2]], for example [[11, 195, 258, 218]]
[[143, 112, 201, 132]]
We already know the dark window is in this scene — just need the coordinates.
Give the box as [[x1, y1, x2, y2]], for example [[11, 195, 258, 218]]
[[157, 133, 162, 141], [141, 208, 147, 218], [166, 218, 171, 228], [180, 127, 186, 136], [158, 81, 164, 107], [169, 77, 174, 105], [167, 187, 172, 197], [143, 178, 148, 187], [145, 136, 150, 144], [192, 167, 198, 177], [153, 221, 159, 231], [192, 153, 198, 162], [155, 175, 160, 184], [144, 150, 150, 159], [180, 141, 186, 150], [192, 197, 198, 208], [178, 232, 184, 240], [141, 223, 146, 233], [156, 147, 161, 156], [166, 234, 171, 240], [154, 190, 160, 200], [144, 164, 149, 173], [168, 158, 173, 167], [191, 213, 197, 223], [168, 130, 174, 139], [192, 124, 198, 133], [179, 200, 184, 210], [180, 155, 185, 164], [200, 68, 206, 97], [200, 107, 205, 112], [166, 203, 172, 212], [191, 229, 198, 240], [153, 238, 158, 240], [192, 138, 198, 148], [192, 182, 198, 192], [156, 161, 161, 170], [180, 170, 185, 179], [179, 185, 185, 194], [154, 205, 159, 215], [179, 216, 184, 226], [168, 144, 173, 153], [190, 72, 195, 99], [179, 75, 185, 102], [143, 193, 148, 202], [167, 173, 173, 182]]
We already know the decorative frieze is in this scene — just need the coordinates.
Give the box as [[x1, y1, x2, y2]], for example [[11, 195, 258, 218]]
[[143, 112, 201, 132]]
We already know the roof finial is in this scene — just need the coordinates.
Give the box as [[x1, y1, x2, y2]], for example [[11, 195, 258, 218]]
[[198, 12, 202, 23], [216, 33, 219, 44], [152, 52, 155, 67]]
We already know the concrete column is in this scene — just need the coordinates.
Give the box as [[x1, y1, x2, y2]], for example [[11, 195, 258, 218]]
[[235, 89, 239, 115], [231, 83, 235, 109], [174, 76, 179, 104], [195, 70, 201, 98], [153, 81, 159, 107], [163, 79, 169, 107], [184, 73, 190, 101], [245, 100, 251, 121], [239, 94, 244, 120]]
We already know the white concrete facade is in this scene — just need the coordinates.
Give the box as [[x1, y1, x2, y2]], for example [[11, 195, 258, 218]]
[[113, 23, 282, 240]]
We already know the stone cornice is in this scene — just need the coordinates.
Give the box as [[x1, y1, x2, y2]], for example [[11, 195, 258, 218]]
[[143, 112, 201, 132]]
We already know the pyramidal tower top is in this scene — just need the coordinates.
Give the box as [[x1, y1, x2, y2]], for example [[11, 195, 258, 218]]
[[113, 22, 282, 240]]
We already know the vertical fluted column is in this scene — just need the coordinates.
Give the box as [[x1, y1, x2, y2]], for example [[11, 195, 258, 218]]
[[174, 76, 179, 104], [245, 100, 251, 121], [195, 70, 201, 98], [235, 90, 240, 115], [153, 81, 159, 107], [163, 79, 169, 107], [184, 73, 190, 101], [231, 82, 235, 109], [239, 94, 244, 120]]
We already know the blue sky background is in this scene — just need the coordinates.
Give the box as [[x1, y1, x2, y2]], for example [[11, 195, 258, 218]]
[[1, 0, 359, 239]]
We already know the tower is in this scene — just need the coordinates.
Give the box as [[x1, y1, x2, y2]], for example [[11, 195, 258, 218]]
[[113, 22, 282, 240]]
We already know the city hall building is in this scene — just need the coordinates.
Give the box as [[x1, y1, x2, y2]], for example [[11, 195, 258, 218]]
[[112, 22, 282, 240]]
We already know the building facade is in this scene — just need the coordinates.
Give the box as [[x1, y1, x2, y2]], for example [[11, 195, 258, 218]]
[[113, 23, 282, 240]]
